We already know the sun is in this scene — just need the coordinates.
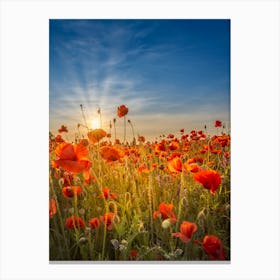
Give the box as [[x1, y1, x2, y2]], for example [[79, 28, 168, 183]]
[[91, 118, 101, 129]]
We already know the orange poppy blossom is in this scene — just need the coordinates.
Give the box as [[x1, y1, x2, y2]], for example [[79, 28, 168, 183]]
[[79, 138, 89, 146], [51, 160, 59, 169], [154, 141, 166, 154], [89, 217, 100, 229], [49, 198, 57, 218], [167, 156, 183, 173], [169, 140, 180, 151], [99, 187, 118, 200], [224, 151, 230, 160], [117, 104, 128, 117], [58, 125, 68, 133], [138, 135, 145, 143], [211, 134, 230, 147], [62, 186, 83, 198], [193, 169, 222, 194], [184, 162, 201, 173], [99, 212, 117, 230], [172, 221, 197, 243], [54, 142, 92, 174], [87, 128, 107, 143], [100, 145, 124, 162], [65, 216, 85, 229], [187, 157, 204, 165], [138, 164, 149, 173], [195, 235, 226, 260], [153, 203, 177, 223]]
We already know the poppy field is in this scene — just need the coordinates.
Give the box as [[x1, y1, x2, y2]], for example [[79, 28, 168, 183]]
[[49, 105, 230, 261]]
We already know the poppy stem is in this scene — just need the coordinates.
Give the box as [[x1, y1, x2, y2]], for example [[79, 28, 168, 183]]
[[123, 115, 126, 144], [80, 104, 89, 131], [98, 107, 102, 128], [49, 180, 71, 260], [148, 174, 154, 244], [128, 120, 135, 145], [113, 119, 117, 142]]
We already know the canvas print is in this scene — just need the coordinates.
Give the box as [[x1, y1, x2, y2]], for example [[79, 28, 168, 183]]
[[49, 19, 230, 261]]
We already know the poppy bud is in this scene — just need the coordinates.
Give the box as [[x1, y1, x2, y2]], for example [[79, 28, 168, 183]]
[[58, 178, 64, 188], [119, 244, 126, 251], [121, 239, 128, 245], [79, 208, 85, 215], [174, 248, 183, 257], [79, 237, 87, 244], [111, 239, 119, 249], [162, 218, 172, 229]]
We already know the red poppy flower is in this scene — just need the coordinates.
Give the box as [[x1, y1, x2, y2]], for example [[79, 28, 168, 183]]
[[62, 186, 83, 198], [138, 164, 149, 173], [65, 216, 85, 229], [193, 169, 222, 194], [129, 250, 138, 260], [224, 152, 230, 159], [99, 212, 116, 230], [58, 125, 68, 133], [187, 157, 204, 164], [49, 198, 57, 218], [54, 142, 91, 174], [55, 134, 65, 143], [79, 138, 89, 146], [89, 217, 100, 229], [169, 141, 179, 151], [153, 203, 177, 222], [215, 120, 222, 127], [100, 146, 123, 162], [117, 105, 128, 117], [172, 221, 197, 243], [61, 171, 74, 186], [99, 187, 118, 200], [168, 157, 182, 173], [154, 141, 166, 153], [87, 128, 107, 143], [138, 135, 145, 142], [202, 235, 225, 260], [185, 162, 201, 173]]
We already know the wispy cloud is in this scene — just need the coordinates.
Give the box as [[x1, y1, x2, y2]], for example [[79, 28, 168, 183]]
[[50, 20, 230, 140]]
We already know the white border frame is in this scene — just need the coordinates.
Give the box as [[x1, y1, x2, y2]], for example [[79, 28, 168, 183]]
[[1, 0, 279, 279]]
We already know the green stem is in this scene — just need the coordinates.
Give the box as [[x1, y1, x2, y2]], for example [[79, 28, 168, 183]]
[[50, 182, 71, 260]]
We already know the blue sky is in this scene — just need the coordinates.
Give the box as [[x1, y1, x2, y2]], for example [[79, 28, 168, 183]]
[[49, 19, 230, 141]]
